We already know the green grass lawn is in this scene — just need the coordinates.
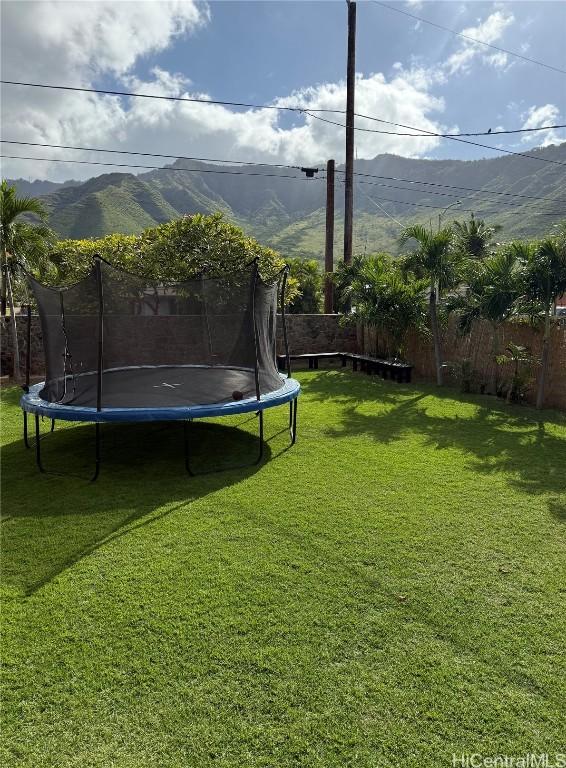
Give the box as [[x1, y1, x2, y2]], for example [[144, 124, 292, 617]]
[[1, 371, 565, 767]]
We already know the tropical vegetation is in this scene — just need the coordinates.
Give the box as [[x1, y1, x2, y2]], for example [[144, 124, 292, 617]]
[[0, 180, 55, 380], [447, 246, 524, 394], [337, 253, 428, 360], [286, 257, 323, 313], [398, 224, 459, 386], [495, 343, 539, 404], [330, 215, 566, 409], [47, 213, 294, 288], [518, 228, 566, 408]]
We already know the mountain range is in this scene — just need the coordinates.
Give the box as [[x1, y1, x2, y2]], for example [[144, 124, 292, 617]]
[[9, 142, 565, 262]]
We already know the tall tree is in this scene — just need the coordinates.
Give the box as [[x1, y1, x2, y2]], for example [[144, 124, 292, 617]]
[[520, 230, 566, 409], [453, 214, 501, 261], [399, 225, 458, 385], [0, 180, 54, 380]]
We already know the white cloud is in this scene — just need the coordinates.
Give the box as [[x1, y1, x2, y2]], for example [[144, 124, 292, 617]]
[[520, 104, 565, 147], [0, 0, 447, 182], [445, 10, 514, 75], [2, 0, 208, 80], [272, 72, 444, 163], [0, 0, 209, 179]]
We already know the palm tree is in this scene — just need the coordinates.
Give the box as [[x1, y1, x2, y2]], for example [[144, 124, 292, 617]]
[[520, 232, 566, 409], [399, 225, 458, 385], [0, 180, 54, 380], [332, 254, 366, 313], [453, 214, 501, 261], [447, 247, 523, 394], [347, 254, 428, 360], [287, 257, 323, 313], [495, 343, 538, 404]]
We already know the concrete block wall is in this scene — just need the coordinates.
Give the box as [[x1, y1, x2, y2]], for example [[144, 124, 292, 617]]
[[276, 314, 357, 356], [2, 313, 358, 377]]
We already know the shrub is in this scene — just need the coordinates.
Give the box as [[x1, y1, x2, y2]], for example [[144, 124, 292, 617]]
[[45, 213, 298, 301], [340, 253, 429, 361]]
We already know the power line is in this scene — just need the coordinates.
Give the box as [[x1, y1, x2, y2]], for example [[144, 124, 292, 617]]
[[3, 153, 562, 218], [4, 140, 564, 203], [340, 176, 562, 216], [0, 79, 318, 114], [352, 182, 563, 216], [5, 137, 563, 204], [371, 1, 566, 76], [347, 171, 566, 205], [2, 80, 563, 139], [352, 179, 561, 210], [0, 140, 300, 170], [339, 177, 562, 217], [356, 182, 404, 226], [306, 111, 566, 167], [0, 154, 321, 181], [306, 112, 565, 138]]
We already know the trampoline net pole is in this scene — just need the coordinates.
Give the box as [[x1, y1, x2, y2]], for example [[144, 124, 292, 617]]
[[251, 258, 261, 402], [95, 256, 104, 411], [202, 272, 214, 364], [280, 266, 292, 378], [24, 303, 32, 393]]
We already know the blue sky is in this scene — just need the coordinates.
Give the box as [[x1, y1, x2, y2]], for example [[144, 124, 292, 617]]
[[1, 1, 565, 180]]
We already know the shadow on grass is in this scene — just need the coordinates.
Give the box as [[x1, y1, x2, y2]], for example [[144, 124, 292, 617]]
[[305, 370, 566, 500], [547, 498, 566, 523], [1, 390, 272, 597]]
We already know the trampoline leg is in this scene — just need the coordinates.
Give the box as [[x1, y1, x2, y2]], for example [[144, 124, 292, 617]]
[[23, 410, 30, 448], [184, 420, 195, 476], [289, 398, 298, 445], [91, 423, 101, 482], [34, 414, 45, 473], [256, 410, 264, 464], [25, 413, 55, 450]]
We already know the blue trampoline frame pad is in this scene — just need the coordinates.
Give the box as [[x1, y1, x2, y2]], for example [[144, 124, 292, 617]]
[[21, 377, 300, 423]]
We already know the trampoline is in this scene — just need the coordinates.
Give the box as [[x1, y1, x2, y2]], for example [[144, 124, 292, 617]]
[[20, 257, 299, 479]]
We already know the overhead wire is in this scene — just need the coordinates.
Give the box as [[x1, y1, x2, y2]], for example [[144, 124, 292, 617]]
[[347, 170, 566, 204], [305, 111, 566, 167], [352, 179, 561, 210], [0, 154, 320, 181], [2, 80, 564, 146], [0, 139, 300, 170], [370, 0, 566, 75], [337, 177, 562, 217], [355, 182, 404, 226], [2, 153, 563, 215], [305, 113, 566, 138], [2, 139, 564, 204]]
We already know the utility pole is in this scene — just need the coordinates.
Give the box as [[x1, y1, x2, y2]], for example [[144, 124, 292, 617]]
[[324, 159, 335, 313], [344, 0, 356, 265]]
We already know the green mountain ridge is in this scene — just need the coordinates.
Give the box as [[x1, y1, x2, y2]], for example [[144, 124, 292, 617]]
[[9, 143, 566, 261]]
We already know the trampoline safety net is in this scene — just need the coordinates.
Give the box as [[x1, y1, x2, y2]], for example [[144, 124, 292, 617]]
[[29, 259, 285, 409]]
